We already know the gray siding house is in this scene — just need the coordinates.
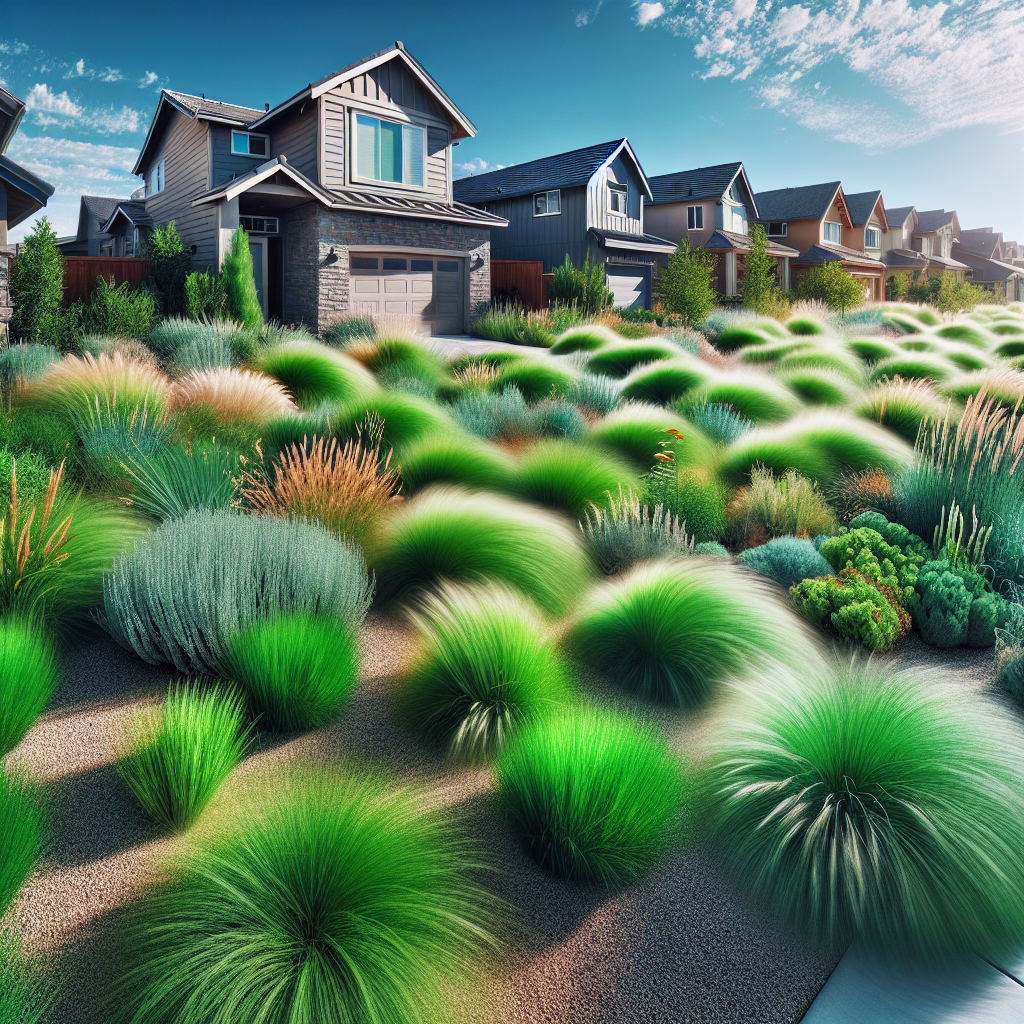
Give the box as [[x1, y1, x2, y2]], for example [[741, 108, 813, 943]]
[[453, 139, 675, 309], [130, 42, 506, 334], [0, 87, 54, 245], [59, 194, 153, 256]]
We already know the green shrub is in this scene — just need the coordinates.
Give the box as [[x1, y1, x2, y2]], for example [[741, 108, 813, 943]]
[[818, 525, 925, 608], [0, 770, 43, 918], [321, 314, 377, 346], [397, 434, 516, 494], [398, 582, 574, 760], [913, 559, 1011, 648], [141, 222, 193, 317], [590, 405, 715, 473], [101, 509, 372, 676], [549, 254, 613, 314], [795, 261, 863, 312], [121, 443, 237, 520], [184, 270, 226, 321], [737, 537, 833, 589], [10, 217, 75, 350], [586, 342, 679, 379], [728, 467, 838, 547], [470, 305, 555, 347], [221, 226, 263, 331], [996, 589, 1024, 702], [258, 343, 378, 407], [372, 487, 593, 615], [790, 569, 902, 650], [710, 662, 1024, 960], [0, 620, 58, 758], [492, 360, 575, 402], [0, 344, 59, 390], [619, 357, 711, 405], [568, 558, 816, 707], [112, 770, 497, 1024], [642, 465, 728, 543], [496, 706, 683, 885], [222, 614, 358, 732], [657, 239, 718, 327], [81, 277, 157, 339], [116, 683, 250, 831]]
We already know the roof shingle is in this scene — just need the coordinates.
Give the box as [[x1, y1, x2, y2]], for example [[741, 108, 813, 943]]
[[647, 162, 743, 205], [844, 190, 882, 227], [165, 90, 263, 126], [754, 181, 841, 222]]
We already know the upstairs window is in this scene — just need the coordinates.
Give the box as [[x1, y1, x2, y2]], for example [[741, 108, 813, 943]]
[[231, 131, 269, 157], [767, 221, 787, 237], [240, 215, 279, 234], [355, 113, 424, 187], [864, 226, 880, 249], [608, 182, 627, 215], [687, 205, 703, 230], [146, 159, 164, 197], [823, 220, 842, 243], [533, 190, 561, 216]]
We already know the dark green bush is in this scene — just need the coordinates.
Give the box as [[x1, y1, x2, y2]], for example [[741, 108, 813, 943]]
[[818, 525, 926, 609], [82, 277, 157, 339], [10, 217, 77, 350], [790, 568, 903, 650], [548, 255, 613, 315], [913, 559, 1011, 648], [141, 222, 193, 317]]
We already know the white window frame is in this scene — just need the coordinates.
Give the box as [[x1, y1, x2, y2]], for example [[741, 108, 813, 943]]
[[823, 220, 843, 244], [767, 221, 788, 237], [350, 110, 427, 191], [608, 182, 628, 216], [146, 159, 164, 197], [864, 226, 881, 249], [231, 130, 270, 159], [533, 190, 561, 217], [687, 205, 703, 230]]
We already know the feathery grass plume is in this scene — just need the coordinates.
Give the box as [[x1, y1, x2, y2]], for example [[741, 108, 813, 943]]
[[397, 582, 575, 760], [736, 536, 833, 588], [372, 486, 593, 614], [898, 337, 940, 352], [121, 442, 237, 520], [683, 372, 804, 423], [257, 341, 379, 408], [710, 662, 1024, 963], [496, 706, 684, 885], [995, 338, 1024, 357], [719, 410, 914, 486], [0, 927, 54, 1024], [775, 367, 861, 407], [941, 366, 1024, 407], [549, 325, 619, 354], [938, 342, 994, 371], [590, 404, 716, 472], [112, 769, 500, 1024], [580, 486, 694, 574], [824, 468, 893, 524], [856, 376, 950, 443], [567, 558, 818, 707], [727, 467, 838, 548], [882, 311, 925, 334], [738, 339, 816, 364], [934, 323, 991, 346], [0, 344, 59, 391], [239, 428, 399, 544], [397, 434, 516, 495], [0, 619, 58, 758], [619, 356, 711, 405], [169, 367, 296, 423], [491, 359, 576, 402], [845, 337, 901, 362], [684, 401, 754, 445], [101, 509, 373, 676], [0, 770, 43, 917], [449, 359, 500, 392], [116, 683, 250, 832], [509, 439, 638, 518], [870, 353, 956, 383], [586, 342, 681, 379], [991, 322, 1024, 336], [222, 614, 358, 732]]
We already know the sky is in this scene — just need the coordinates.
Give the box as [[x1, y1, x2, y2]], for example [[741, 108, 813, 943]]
[[4, 0, 1024, 243]]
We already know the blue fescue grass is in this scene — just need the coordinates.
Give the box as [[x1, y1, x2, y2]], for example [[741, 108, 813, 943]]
[[0, 620, 57, 758], [588, 404, 717, 473], [397, 434, 517, 494], [710, 661, 1024, 963], [496, 706, 685, 885], [563, 374, 622, 415], [0, 770, 43, 918], [685, 402, 754, 445], [736, 536, 833, 588], [258, 342, 379, 407], [0, 344, 59, 390]]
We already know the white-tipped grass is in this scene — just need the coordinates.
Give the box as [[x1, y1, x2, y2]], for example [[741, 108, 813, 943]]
[[994, 338, 1024, 358], [844, 337, 902, 363], [935, 340, 995, 371], [898, 337, 940, 352], [870, 352, 958, 384], [169, 367, 297, 423], [774, 367, 863, 408], [682, 369, 804, 424], [618, 354, 713, 405], [585, 341, 683, 379], [549, 324, 623, 354], [738, 339, 816, 364], [773, 344, 868, 385], [933, 323, 994, 347], [940, 367, 1024, 407], [588, 402, 718, 473], [856, 376, 952, 443]]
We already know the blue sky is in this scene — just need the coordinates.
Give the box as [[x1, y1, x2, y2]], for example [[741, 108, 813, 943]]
[[5, 0, 1024, 243]]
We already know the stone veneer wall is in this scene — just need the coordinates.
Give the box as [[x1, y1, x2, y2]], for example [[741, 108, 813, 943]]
[[0, 246, 14, 341]]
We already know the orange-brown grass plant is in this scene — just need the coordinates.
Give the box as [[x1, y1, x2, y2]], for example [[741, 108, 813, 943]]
[[824, 467, 894, 525], [169, 367, 296, 424], [452, 362, 500, 390]]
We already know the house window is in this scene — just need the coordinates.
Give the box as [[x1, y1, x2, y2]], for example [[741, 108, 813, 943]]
[[240, 216, 279, 234], [767, 222, 788, 237], [438, 261, 459, 272], [231, 131, 269, 157], [411, 259, 433, 271], [687, 206, 703, 230], [608, 182, 628, 215], [146, 159, 164, 197], [354, 113, 424, 187], [533, 190, 561, 217], [864, 226, 880, 249], [823, 220, 842, 243], [383, 258, 407, 270]]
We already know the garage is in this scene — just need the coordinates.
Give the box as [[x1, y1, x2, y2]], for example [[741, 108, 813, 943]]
[[349, 253, 464, 335], [606, 263, 651, 310]]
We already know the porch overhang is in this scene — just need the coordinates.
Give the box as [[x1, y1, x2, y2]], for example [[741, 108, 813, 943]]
[[590, 227, 676, 255]]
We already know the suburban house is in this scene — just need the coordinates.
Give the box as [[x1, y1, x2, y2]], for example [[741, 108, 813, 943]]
[[754, 181, 886, 300], [954, 228, 1024, 302], [452, 139, 675, 310], [129, 42, 506, 334], [644, 162, 798, 299], [58, 193, 152, 256]]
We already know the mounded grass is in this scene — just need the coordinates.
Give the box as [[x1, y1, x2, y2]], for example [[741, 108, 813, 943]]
[[0, 620, 58, 758], [870, 353, 956, 383], [112, 770, 499, 1024], [549, 325, 622, 354], [257, 342, 379, 408], [934, 323, 991, 346], [939, 342, 994, 371], [991, 322, 1024, 336], [116, 683, 250, 831], [714, 325, 779, 351], [122, 443, 237, 520], [0, 771, 44, 918], [508, 439, 638, 518], [619, 357, 712, 405], [710, 662, 1024, 962], [563, 374, 622, 415], [739, 340, 816, 364], [913, 307, 942, 326], [169, 367, 297, 423], [0, 927, 53, 1024], [683, 373, 804, 424], [567, 558, 818, 707], [0, 344, 59, 389], [775, 368, 860, 407], [222, 613, 359, 731], [844, 337, 901, 362], [727, 467, 838, 548], [898, 338, 939, 352], [686, 401, 754, 445], [589, 404, 717, 472], [259, 410, 332, 459], [496, 706, 684, 885], [940, 367, 1024, 407], [333, 392, 461, 455], [398, 582, 575, 760], [397, 434, 517, 494], [586, 342, 680, 379], [883, 312, 924, 334], [347, 337, 452, 389], [774, 347, 867, 384], [786, 317, 827, 335], [492, 360, 576, 402], [856, 377, 951, 443], [371, 486, 593, 615], [995, 339, 1024, 357], [737, 536, 834, 589]]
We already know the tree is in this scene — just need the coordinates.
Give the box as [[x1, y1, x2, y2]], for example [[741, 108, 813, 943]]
[[9, 217, 69, 348], [221, 226, 263, 331], [742, 225, 776, 311], [935, 272, 987, 315], [141, 221, 193, 316], [886, 272, 909, 301], [796, 260, 862, 314], [548, 254, 613, 315], [657, 240, 718, 327]]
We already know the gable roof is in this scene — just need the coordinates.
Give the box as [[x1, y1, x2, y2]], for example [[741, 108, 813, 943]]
[[703, 228, 799, 258], [646, 162, 754, 210], [885, 206, 915, 227], [0, 154, 54, 229], [957, 228, 1001, 258], [101, 200, 154, 234], [0, 87, 26, 155], [453, 139, 649, 205], [792, 240, 884, 269], [754, 181, 843, 223], [74, 195, 127, 240], [915, 208, 957, 233], [844, 190, 888, 231]]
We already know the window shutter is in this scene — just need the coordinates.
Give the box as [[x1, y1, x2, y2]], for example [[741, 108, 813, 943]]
[[403, 125, 424, 187]]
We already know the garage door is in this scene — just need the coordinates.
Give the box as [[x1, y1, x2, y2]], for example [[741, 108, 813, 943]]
[[606, 264, 651, 310], [349, 254, 464, 335]]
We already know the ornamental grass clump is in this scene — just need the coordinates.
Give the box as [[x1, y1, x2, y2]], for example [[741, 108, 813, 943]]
[[870, 353, 955, 384], [116, 683, 251, 832], [710, 663, 1024, 962], [0, 770, 43, 918], [258, 342, 379, 408], [169, 367, 296, 423], [113, 771, 499, 1024], [737, 537, 833, 589], [586, 342, 680, 378], [332, 392, 459, 455], [549, 325, 622, 354], [856, 376, 949, 444], [221, 612, 358, 732], [0, 619, 58, 758], [121, 442, 237, 521], [398, 583, 575, 761], [372, 487, 592, 615], [684, 373, 804, 424], [397, 434, 516, 495], [102, 509, 372, 676], [589, 404, 715, 473], [619, 357, 711, 405], [567, 558, 817, 707], [0, 344, 59, 391], [492, 360, 576, 402], [563, 373, 622, 414], [685, 401, 754, 445], [74, 397, 168, 478], [0, 927, 53, 1024], [727, 467, 838, 548], [496, 706, 684, 886]]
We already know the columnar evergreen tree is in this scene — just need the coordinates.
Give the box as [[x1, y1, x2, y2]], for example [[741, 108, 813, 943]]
[[10, 217, 66, 347], [742, 225, 776, 311], [221, 226, 263, 331], [658, 239, 718, 327]]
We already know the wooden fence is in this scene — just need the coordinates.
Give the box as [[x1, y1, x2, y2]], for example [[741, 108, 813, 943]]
[[491, 260, 546, 310], [61, 257, 152, 305]]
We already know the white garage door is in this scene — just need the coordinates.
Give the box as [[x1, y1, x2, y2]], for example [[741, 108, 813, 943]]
[[606, 264, 650, 310], [350, 254, 464, 335]]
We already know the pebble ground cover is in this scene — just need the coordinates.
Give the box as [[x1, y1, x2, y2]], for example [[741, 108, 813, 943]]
[[2, 301, 1024, 1022]]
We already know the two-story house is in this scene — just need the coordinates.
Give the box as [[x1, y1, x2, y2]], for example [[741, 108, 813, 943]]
[[879, 205, 970, 284], [954, 228, 1024, 301], [452, 139, 675, 310], [58, 192, 152, 257], [644, 162, 798, 299], [754, 181, 886, 300], [129, 42, 506, 334]]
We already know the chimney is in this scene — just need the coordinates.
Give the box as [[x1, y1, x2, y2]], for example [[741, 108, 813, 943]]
[[201, 93, 205, 99], [265, 103, 270, 112]]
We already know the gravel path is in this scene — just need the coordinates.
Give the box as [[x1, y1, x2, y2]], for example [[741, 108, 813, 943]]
[[2, 615, 999, 1023]]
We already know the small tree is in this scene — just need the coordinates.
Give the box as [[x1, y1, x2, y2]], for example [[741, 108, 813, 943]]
[[796, 260, 862, 315], [549, 254, 613, 315], [742, 225, 776, 311], [141, 222, 193, 316], [886, 272, 909, 301], [658, 240, 718, 327], [936, 272, 987, 315], [221, 226, 263, 331], [10, 217, 68, 348]]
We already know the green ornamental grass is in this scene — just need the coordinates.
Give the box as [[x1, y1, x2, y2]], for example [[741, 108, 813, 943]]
[[121, 443, 237, 520], [113, 771, 498, 1024], [786, 317, 827, 335], [589, 404, 716, 472], [398, 583, 576, 760], [259, 343, 379, 407], [496, 706, 684, 885], [775, 368, 860, 407], [685, 374, 804, 423], [934, 323, 991, 346], [845, 337, 901, 362], [711, 663, 1024, 962], [0, 927, 53, 1024], [0, 620, 58, 758], [0, 344, 59, 390], [0, 770, 43, 918], [222, 614, 359, 732], [586, 342, 680, 378], [549, 328, 613, 354], [619, 358, 711, 405], [775, 348, 867, 384], [397, 434, 517, 494], [492, 360, 576, 402], [870, 353, 955, 383], [333, 392, 459, 455], [116, 683, 251, 832]]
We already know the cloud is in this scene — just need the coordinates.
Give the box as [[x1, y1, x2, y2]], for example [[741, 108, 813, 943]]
[[0, 41, 29, 56], [138, 71, 159, 88], [98, 68, 124, 83], [636, 2, 665, 26], [64, 58, 87, 79], [24, 83, 82, 117], [19, 81, 145, 134], [454, 157, 507, 177], [86, 106, 144, 133], [8, 134, 140, 172], [576, 1, 604, 26]]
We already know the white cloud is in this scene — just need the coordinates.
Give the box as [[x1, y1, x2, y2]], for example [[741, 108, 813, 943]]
[[24, 83, 82, 117], [20, 83, 145, 134], [637, 2, 665, 26], [454, 157, 507, 177], [85, 106, 144, 133], [64, 58, 86, 79], [576, 1, 604, 26], [98, 67, 124, 83], [8, 135, 139, 172], [138, 71, 158, 88]]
